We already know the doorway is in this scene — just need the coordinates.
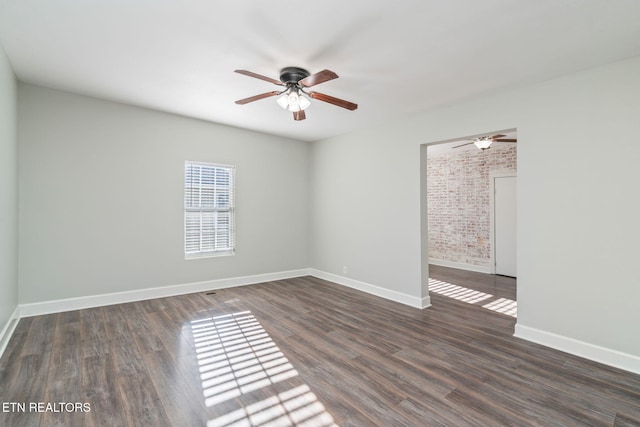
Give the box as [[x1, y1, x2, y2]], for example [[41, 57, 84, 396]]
[[421, 129, 518, 315]]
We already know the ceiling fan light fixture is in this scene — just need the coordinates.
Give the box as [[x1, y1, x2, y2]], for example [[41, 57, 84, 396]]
[[474, 137, 493, 150], [298, 94, 311, 110], [276, 92, 289, 109], [287, 90, 300, 108], [277, 88, 311, 112]]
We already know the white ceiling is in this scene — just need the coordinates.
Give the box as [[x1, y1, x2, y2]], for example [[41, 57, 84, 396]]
[[1, 1, 639, 142]]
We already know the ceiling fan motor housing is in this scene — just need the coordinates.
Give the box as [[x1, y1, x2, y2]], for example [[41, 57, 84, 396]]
[[280, 67, 310, 85]]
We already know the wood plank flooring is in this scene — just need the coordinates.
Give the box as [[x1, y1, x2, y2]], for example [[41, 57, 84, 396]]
[[1, 266, 639, 426]]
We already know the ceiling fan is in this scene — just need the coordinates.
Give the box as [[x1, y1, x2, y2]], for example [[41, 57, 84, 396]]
[[234, 67, 358, 121], [453, 134, 517, 151]]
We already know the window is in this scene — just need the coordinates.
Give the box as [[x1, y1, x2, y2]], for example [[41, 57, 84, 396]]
[[184, 161, 235, 258]]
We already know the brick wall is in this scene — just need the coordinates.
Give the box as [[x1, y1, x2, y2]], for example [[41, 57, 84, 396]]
[[427, 143, 516, 268]]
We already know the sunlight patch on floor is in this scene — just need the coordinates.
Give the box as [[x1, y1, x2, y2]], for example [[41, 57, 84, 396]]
[[428, 278, 517, 317], [208, 384, 336, 427], [427, 279, 493, 304], [482, 297, 517, 317], [190, 311, 338, 427]]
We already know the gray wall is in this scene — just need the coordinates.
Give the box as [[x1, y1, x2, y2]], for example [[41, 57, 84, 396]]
[[0, 42, 18, 333], [310, 127, 425, 298], [18, 84, 310, 303], [310, 55, 640, 360]]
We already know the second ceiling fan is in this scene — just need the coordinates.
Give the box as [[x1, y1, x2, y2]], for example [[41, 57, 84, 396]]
[[453, 134, 517, 151], [234, 67, 358, 121]]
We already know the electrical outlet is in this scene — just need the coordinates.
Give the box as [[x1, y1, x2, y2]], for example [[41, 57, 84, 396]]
[[342, 266, 348, 275]]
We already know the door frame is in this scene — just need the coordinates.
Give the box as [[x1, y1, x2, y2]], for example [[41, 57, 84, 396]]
[[490, 172, 517, 275]]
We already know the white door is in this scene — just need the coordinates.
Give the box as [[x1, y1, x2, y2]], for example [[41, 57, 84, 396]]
[[494, 176, 517, 277]]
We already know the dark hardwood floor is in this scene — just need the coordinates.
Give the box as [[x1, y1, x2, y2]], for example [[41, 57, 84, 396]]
[[1, 267, 639, 426]]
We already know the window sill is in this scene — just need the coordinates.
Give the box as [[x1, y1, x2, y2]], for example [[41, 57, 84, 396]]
[[185, 250, 235, 260]]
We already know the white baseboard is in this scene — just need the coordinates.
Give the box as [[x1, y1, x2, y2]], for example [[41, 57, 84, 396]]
[[514, 324, 640, 375], [19, 269, 310, 318], [309, 269, 430, 309], [0, 306, 21, 360], [19, 268, 430, 317], [429, 258, 491, 274]]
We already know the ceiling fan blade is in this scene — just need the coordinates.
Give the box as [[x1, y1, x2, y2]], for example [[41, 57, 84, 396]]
[[452, 141, 474, 149], [234, 70, 284, 86], [494, 139, 517, 142], [235, 91, 281, 105], [293, 110, 306, 121], [299, 69, 339, 87], [308, 92, 358, 110], [489, 134, 507, 139]]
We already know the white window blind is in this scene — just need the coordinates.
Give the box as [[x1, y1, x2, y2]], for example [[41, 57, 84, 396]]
[[184, 162, 235, 258]]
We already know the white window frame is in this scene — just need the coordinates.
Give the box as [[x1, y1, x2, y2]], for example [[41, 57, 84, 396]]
[[184, 161, 235, 259]]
